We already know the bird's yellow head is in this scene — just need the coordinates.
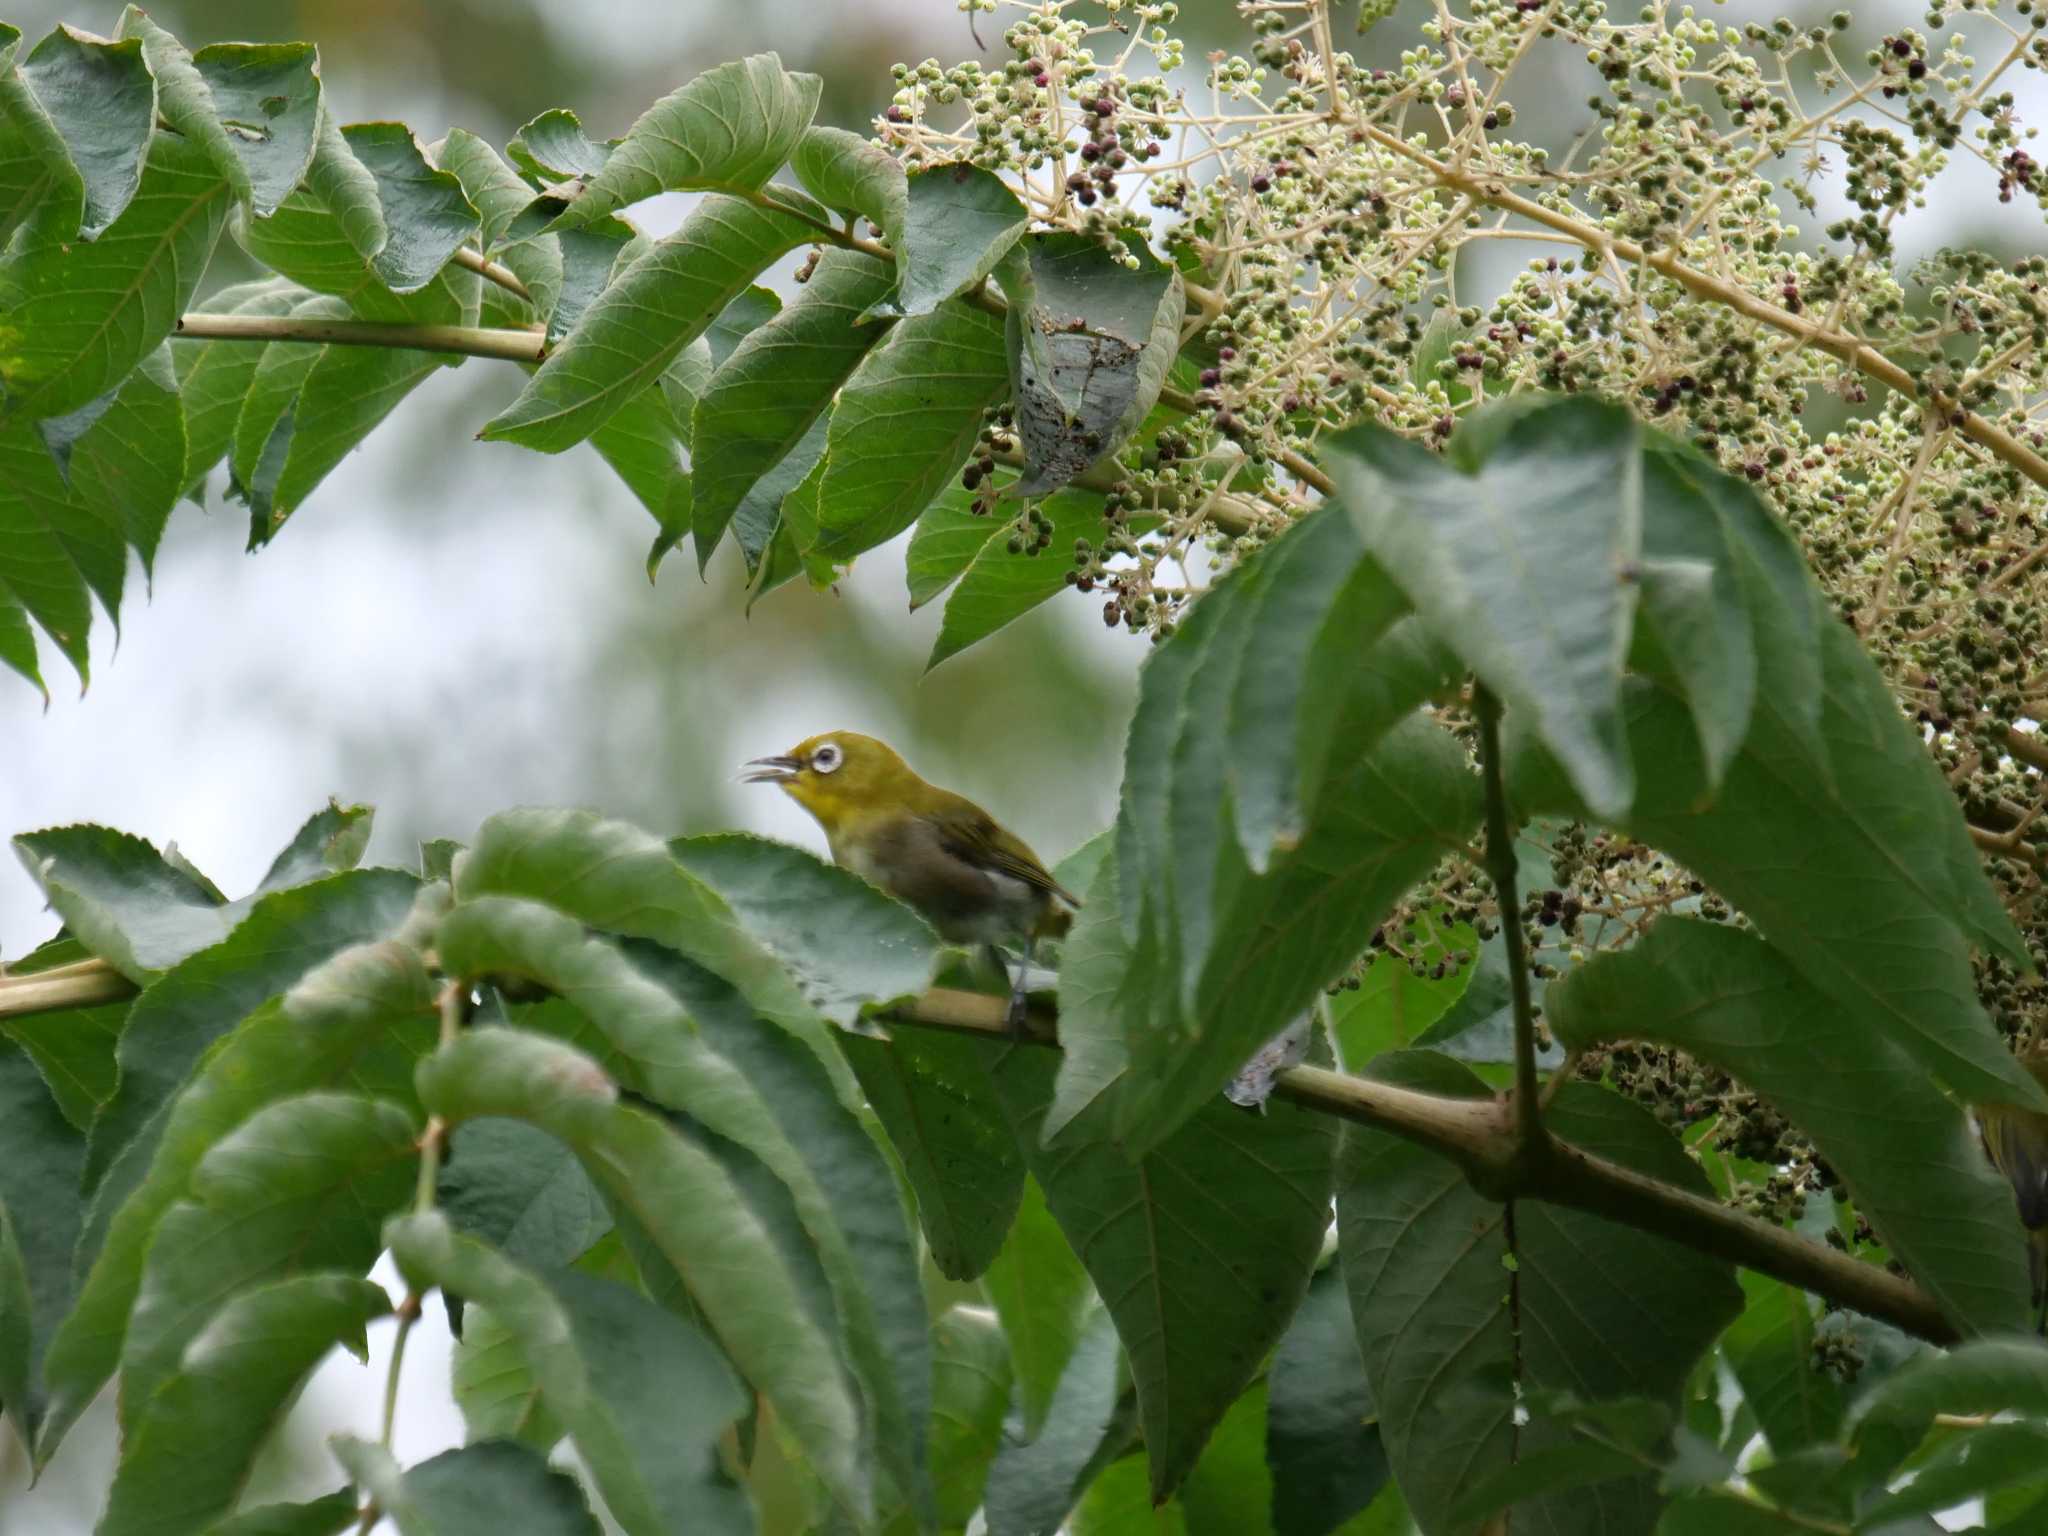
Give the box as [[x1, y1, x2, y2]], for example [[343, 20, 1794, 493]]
[[743, 731, 923, 836]]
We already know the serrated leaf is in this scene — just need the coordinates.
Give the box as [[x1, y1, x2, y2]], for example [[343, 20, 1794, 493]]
[[1336, 1054, 1741, 1536], [119, 1092, 418, 1430], [667, 830, 944, 1027], [1268, 1266, 1389, 1536], [388, 1212, 752, 1536], [1509, 641, 2044, 1113], [689, 247, 895, 568], [839, 1027, 1025, 1282], [12, 823, 227, 981], [200, 1489, 357, 1536], [1325, 396, 1644, 819], [1850, 1339, 2048, 1481], [547, 218, 636, 342], [1548, 917, 2033, 1336], [3, 994, 123, 1131], [905, 482, 999, 608], [434, 127, 562, 317], [332, 1439, 601, 1536], [982, 1174, 1092, 1437], [991, 1045, 1335, 1502], [881, 162, 1027, 319], [15, 24, 153, 238], [550, 54, 820, 227], [101, 1275, 390, 1536], [173, 278, 299, 495], [0, 1037, 86, 1442], [791, 125, 906, 254], [1000, 232, 1185, 495], [69, 343, 184, 579], [0, 414, 107, 685], [83, 867, 421, 1192], [811, 297, 1009, 562], [35, 939, 436, 1468], [929, 488, 1118, 666], [0, 125, 230, 421], [116, 15, 319, 216], [1717, 1272, 1845, 1459], [416, 1027, 868, 1522], [507, 108, 610, 183], [438, 1118, 611, 1272], [982, 1307, 1131, 1536], [484, 195, 813, 451]]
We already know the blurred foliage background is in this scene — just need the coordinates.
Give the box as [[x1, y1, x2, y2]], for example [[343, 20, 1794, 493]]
[[3, 0, 2044, 1529]]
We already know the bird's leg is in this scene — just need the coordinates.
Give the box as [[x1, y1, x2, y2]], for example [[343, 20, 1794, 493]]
[[1003, 937, 1036, 1039]]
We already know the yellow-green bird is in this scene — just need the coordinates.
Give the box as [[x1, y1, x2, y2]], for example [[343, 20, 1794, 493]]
[[1979, 1047, 2048, 1335], [744, 731, 1079, 1030]]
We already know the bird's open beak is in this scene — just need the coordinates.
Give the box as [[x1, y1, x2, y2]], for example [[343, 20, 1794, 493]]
[[741, 755, 801, 784]]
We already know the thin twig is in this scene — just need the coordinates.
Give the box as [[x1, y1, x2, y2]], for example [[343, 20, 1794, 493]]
[[1475, 685, 1545, 1154]]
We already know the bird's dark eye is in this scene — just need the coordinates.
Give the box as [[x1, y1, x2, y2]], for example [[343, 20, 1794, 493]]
[[811, 742, 843, 774]]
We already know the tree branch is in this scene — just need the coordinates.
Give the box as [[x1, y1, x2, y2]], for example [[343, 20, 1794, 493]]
[[889, 986, 1959, 1344], [0, 960, 1960, 1344], [174, 312, 547, 364]]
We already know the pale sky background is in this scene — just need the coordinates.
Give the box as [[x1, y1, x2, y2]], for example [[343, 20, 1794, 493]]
[[1, 0, 2042, 1529]]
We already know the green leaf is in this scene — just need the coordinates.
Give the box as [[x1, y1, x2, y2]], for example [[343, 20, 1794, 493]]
[[0, 125, 230, 422], [507, 108, 610, 183], [451, 1301, 560, 1449], [100, 1275, 390, 1536], [174, 279, 298, 495], [929, 489, 1118, 667], [325, 121, 478, 292], [331, 1438, 602, 1536], [667, 831, 943, 1028], [839, 1027, 1024, 1281], [0, 1037, 86, 1441], [484, 195, 813, 452], [588, 373, 690, 546], [549, 54, 820, 226], [1325, 396, 1644, 819], [622, 937, 935, 1522], [1717, 1273, 1844, 1458], [14, 24, 154, 238], [1223, 511, 1411, 872], [1857, 1419, 2048, 1526], [119, 1092, 418, 1430], [3, 994, 124, 1131], [983, 1307, 1133, 1536], [688, 247, 895, 569], [258, 801, 375, 888], [69, 343, 185, 580], [880, 162, 1028, 319], [1268, 1266, 1389, 1536], [1336, 1054, 1741, 1536], [85, 867, 421, 1194], [247, 340, 446, 546], [388, 1211, 752, 1536], [991, 1046, 1335, 1502], [1116, 715, 1482, 1155], [201, 1490, 358, 1536], [925, 1304, 1014, 1528], [792, 125, 906, 254], [36, 939, 436, 1469], [436, 130, 563, 319], [811, 296, 1009, 563], [1510, 641, 2044, 1113], [905, 482, 999, 609], [438, 1118, 611, 1272], [455, 807, 835, 1047], [1849, 1339, 2048, 1480], [1042, 850, 1135, 1149], [999, 232, 1185, 495], [1449, 1441, 1653, 1526], [1549, 916, 2033, 1336], [116, 15, 320, 216], [416, 1026, 869, 1523], [983, 1174, 1092, 1438], [548, 219, 638, 342], [12, 823, 225, 981], [0, 415, 97, 685]]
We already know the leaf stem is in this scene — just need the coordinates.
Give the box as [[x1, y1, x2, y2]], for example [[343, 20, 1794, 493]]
[[175, 312, 547, 364], [452, 245, 531, 303], [1475, 684, 1545, 1155], [0, 960, 1962, 1344]]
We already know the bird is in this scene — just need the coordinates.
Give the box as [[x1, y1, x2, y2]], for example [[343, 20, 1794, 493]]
[[1978, 1046, 2048, 1334], [744, 731, 1079, 1032]]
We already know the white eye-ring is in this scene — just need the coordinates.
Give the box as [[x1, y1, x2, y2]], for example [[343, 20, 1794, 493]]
[[810, 742, 844, 774]]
